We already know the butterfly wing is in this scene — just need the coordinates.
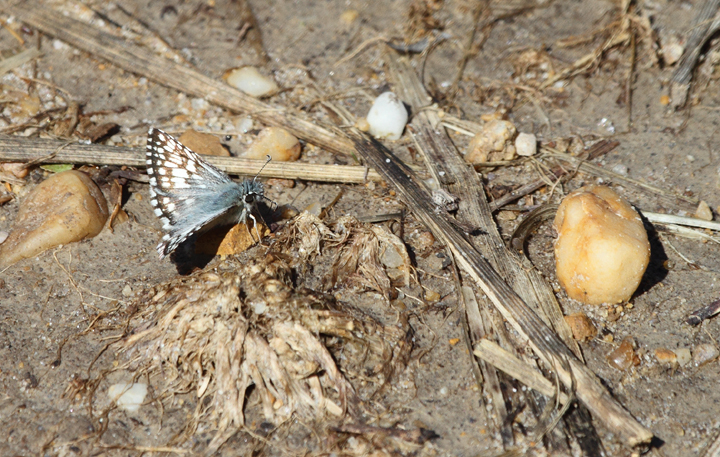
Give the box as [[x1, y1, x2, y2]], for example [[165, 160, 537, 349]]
[[146, 128, 243, 258]]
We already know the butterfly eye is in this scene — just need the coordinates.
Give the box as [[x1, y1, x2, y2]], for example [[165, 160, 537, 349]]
[[244, 194, 255, 204]]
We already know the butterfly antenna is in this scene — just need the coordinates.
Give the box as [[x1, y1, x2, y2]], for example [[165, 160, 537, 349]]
[[253, 154, 272, 183]]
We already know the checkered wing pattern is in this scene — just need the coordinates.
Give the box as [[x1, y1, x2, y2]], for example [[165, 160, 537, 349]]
[[146, 128, 244, 258]]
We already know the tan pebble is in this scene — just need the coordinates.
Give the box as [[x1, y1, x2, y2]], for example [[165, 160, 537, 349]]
[[661, 35, 684, 66], [568, 137, 585, 156], [675, 348, 692, 367], [18, 94, 41, 118], [480, 112, 504, 122], [694, 200, 713, 221], [172, 114, 190, 124], [1, 163, 29, 179], [355, 117, 370, 132], [424, 289, 441, 303], [563, 312, 597, 341], [553, 138, 571, 153], [245, 127, 301, 162], [654, 348, 678, 365], [415, 231, 435, 250], [496, 210, 517, 221], [465, 119, 517, 164], [607, 337, 640, 371], [266, 178, 295, 188], [178, 129, 229, 156], [340, 9, 359, 25], [659, 95, 671, 106], [693, 343, 719, 366], [669, 421, 685, 436], [554, 185, 650, 305], [0, 170, 108, 268], [277, 204, 299, 219]]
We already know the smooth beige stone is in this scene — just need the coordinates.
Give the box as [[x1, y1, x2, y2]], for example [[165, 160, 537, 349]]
[[245, 127, 301, 162], [0, 170, 108, 268], [179, 129, 230, 156], [553, 185, 650, 305], [225, 66, 279, 98], [694, 200, 713, 221]]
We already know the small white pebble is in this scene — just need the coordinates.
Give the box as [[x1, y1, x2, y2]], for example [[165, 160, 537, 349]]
[[234, 116, 254, 133], [0, 231, 8, 244], [304, 201, 323, 216], [515, 132, 537, 157], [226, 67, 279, 98], [251, 300, 268, 314], [367, 92, 408, 140], [675, 348, 692, 367], [693, 343, 719, 366], [108, 383, 148, 413], [191, 98, 209, 111], [611, 164, 629, 176]]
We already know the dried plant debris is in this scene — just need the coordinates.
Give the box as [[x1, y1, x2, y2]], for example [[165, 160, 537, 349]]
[[279, 213, 413, 296], [406, 0, 444, 42], [115, 213, 412, 451]]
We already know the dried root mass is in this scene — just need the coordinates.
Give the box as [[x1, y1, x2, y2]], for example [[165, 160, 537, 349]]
[[118, 213, 412, 448]]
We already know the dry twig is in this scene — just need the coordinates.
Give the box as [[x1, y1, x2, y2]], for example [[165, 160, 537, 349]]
[[0, 136, 380, 183]]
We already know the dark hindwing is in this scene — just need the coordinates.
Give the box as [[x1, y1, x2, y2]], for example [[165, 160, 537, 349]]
[[146, 128, 240, 258]]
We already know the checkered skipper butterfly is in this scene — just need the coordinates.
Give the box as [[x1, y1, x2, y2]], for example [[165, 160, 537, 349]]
[[146, 128, 268, 258]]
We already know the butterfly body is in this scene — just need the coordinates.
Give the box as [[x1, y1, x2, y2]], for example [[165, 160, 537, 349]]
[[146, 128, 265, 258]]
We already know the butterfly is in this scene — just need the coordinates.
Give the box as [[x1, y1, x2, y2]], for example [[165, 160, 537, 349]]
[[146, 128, 268, 258]]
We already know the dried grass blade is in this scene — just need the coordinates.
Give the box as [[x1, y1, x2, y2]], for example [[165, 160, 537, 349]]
[[473, 339, 570, 405], [0, 47, 42, 76], [0, 136, 380, 183]]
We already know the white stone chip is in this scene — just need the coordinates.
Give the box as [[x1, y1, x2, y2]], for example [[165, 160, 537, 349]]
[[515, 132, 537, 157], [366, 92, 408, 140], [108, 382, 148, 413], [226, 67, 279, 98]]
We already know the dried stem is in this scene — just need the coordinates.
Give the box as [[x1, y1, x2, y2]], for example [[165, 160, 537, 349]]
[[0, 136, 380, 183], [473, 339, 570, 405]]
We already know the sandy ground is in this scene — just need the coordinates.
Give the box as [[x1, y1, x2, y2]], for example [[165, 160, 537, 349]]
[[1, 0, 720, 456]]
